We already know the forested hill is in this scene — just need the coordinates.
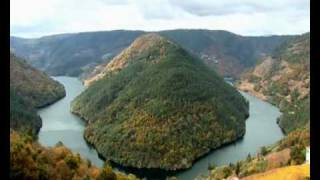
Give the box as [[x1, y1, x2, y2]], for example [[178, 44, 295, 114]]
[[237, 33, 309, 134], [10, 29, 294, 78], [71, 33, 249, 170], [10, 53, 65, 136]]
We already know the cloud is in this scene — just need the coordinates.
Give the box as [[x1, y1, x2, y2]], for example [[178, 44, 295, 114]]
[[134, 0, 180, 20], [97, 0, 129, 5], [10, 0, 310, 38], [169, 0, 309, 16]]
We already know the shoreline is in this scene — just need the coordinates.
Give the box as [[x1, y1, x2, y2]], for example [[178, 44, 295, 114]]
[[82, 125, 247, 179], [235, 82, 288, 135], [71, 106, 248, 178], [39, 76, 284, 180]]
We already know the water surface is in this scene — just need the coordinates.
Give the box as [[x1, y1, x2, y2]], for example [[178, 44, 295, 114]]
[[38, 76, 283, 179], [38, 76, 104, 167], [176, 92, 283, 179]]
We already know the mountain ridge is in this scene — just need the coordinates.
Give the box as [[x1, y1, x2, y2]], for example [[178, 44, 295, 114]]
[[10, 29, 295, 78]]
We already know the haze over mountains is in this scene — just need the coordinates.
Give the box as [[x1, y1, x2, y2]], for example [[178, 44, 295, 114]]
[[10, 29, 294, 79]]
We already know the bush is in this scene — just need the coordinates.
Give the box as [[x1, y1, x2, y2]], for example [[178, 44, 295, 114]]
[[222, 166, 233, 178], [208, 162, 216, 170], [97, 167, 116, 180], [64, 154, 80, 170], [260, 146, 268, 156], [290, 145, 305, 165]]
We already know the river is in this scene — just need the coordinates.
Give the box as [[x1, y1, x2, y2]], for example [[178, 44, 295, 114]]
[[38, 76, 283, 180], [38, 76, 104, 167]]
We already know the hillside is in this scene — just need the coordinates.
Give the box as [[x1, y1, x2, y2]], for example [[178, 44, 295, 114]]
[[10, 30, 292, 78], [160, 30, 292, 78], [196, 128, 310, 180], [237, 33, 310, 134], [10, 53, 65, 136], [242, 164, 309, 180], [10, 130, 137, 180], [71, 33, 249, 170]]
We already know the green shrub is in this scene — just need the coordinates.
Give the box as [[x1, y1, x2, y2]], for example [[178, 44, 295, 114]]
[[64, 154, 80, 170]]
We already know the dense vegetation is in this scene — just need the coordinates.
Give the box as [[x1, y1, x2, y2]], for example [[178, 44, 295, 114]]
[[10, 53, 66, 108], [71, 33, 249, 170], [196, 33, 310, 180], [197, 128, 309, 179], [9, 53, 137, 180], [10, 88, 41, 136], [10, 53, 65, 137], [10, 30, 292, 78], [237, 33, 310, 134], [10, 130, 137, 180]]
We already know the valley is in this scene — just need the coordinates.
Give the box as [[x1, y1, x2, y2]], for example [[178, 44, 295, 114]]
[[38, 77, 104, 168], [8, 0, 314, 179], [10, 52, 66, 137], [37, 76, 283, 180], [10, 31, 310, 180], [237, 33, 310, 134]]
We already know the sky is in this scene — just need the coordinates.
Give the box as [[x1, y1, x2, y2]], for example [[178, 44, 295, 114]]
[[10, 0, 310, 38]]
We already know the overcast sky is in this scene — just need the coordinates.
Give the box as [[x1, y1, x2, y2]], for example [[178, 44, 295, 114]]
[[10, 0, 310, 38]]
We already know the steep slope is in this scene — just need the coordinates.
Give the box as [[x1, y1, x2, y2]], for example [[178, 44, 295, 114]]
[[10, 30, 292, 78], [71, 33, 249, 170], [10, 130, 138, 180], [197, 128, 310, 180], [237, 33, 309, 134], [10, 53, 65, 136]]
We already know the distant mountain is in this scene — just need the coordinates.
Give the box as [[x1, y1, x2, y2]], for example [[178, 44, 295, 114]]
[[10, 53, 65, 136], [10, 31, 145, 76], [160, 30, 294, 78], [10, 29, 294, 78], [71, 33, 249, 170], [237, 33, 310, 134]]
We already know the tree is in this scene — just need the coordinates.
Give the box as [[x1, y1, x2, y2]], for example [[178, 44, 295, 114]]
[[235, 161, 241, 175], [208, 162, 216, 170], [246, 153, 252, 161], [260, 146, 268, 156]]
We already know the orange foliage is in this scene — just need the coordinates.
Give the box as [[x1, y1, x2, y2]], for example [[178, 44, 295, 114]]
[[242, 164, 310, 180]]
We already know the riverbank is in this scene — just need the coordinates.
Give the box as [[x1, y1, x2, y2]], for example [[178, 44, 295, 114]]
[[38, 77, 283, 180]]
